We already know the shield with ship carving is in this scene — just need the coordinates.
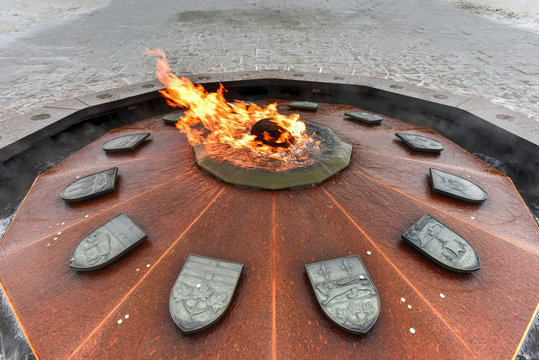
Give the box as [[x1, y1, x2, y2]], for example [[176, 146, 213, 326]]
[[305, 255, 380, 334], [402, 214, 481, 272], [169, 254, 243, 333]]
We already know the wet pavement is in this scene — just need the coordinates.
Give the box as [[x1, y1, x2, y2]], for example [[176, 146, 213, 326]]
[[0, 1, 538, 358], [0, 0, 538, 128]]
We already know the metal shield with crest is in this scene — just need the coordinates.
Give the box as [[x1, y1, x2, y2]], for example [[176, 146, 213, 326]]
[[430, 168, 488, 203], [60, 167, 118, 202], [169, 254, 243, 334], [305, 255, 380, 334], [402, 214, 480, 272]]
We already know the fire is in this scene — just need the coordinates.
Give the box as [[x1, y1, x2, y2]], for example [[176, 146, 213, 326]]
[[146, 49, 317, 166]]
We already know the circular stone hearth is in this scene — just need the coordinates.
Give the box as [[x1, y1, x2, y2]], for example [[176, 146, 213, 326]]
[[193, 121, 352, 190]]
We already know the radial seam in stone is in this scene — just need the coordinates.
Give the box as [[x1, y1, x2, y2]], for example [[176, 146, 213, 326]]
[[1, 144, 197, 255], [45, 146, 191, 178], [0, 175, 186, 258], [321, 187, 480, 358], [512, 303, 539, 358], [44, 156, 151, 177], [355, 148, 493, 176], [66, 187, 225, 360], [0, 279, 39, 358], [353, 168, 539, 256], [271, 194, 277, 360], [0, 172, 40, 248]]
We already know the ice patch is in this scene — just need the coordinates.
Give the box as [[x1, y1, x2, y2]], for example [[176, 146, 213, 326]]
[[442, 0, 539, 34], [0, 0, 108, 36]]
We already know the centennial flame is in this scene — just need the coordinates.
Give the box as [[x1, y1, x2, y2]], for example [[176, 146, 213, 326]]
[[146, 49, 316, 165]]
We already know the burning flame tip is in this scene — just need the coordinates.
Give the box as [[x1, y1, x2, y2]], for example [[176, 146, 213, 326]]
[[148, 48, 315, 161]]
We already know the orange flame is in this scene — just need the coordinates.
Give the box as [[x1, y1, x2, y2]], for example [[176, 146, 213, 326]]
[[146, 49, 314, 160]]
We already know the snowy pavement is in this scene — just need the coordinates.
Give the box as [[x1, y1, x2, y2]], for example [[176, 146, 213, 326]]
[[0, 0, 538, 126], [0, 2, 538, 359]]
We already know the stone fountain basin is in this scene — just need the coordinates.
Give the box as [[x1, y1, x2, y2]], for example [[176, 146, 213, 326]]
[[0, 71, 539, 358], [0, 96, 537, 359]]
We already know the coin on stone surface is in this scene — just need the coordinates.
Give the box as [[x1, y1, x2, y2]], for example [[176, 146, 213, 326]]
[[163, 110, 185, 125], [430, 168, 488, 203], [402, 214, 480, 272], [60, 167, 118, 202], [305, 255, 380, 334], [395, 133, 443, 153], [169, 254, 243, 334], [69, 213, 147, 271], [344, 112, 383, 124], [103, 133, 150, 153], [288, 101, 319, 111]]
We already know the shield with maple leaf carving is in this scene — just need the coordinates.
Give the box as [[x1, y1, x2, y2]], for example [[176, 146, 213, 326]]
[[169, 254, 243, 333]]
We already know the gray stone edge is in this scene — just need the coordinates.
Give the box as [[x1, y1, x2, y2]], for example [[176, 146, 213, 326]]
[[0, 70, 537, 163], [193, 122, 353, 190]]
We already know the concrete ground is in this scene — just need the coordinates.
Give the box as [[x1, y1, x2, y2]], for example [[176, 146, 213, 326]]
[[0, 0, 538, 126], [0, 2, 538, 359]]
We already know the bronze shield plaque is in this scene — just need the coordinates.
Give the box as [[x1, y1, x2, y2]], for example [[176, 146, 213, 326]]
[[395, 133, 443, 153], [163, 111, 185, 125], [60, 167, 118, 202], [69, 213, 147, 271], [402, 214, 480, 272], [288, 101, 319, 111], [169, 254, 243, 333], [102, 133, 150, 153], [305, 255, 380, 334], [430, 168, 488, 203], [344, 112, 383, 124]]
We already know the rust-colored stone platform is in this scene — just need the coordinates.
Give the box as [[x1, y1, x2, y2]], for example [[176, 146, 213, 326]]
[[0, 101, 537, 359]]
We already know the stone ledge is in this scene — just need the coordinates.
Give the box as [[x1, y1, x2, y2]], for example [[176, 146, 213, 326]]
[[0, 70, 536, 164]]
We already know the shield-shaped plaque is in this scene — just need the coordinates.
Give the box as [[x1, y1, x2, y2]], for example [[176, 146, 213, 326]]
[[402, 214, 480, 272], [344, 112, 383, 124], [395, 133, 443, 153], [60, 167, 118, 202], [69, 213, 147, 271], [163, 110, 185, 125], [305, 255, 380, 334], [102, 133, 150, 153], [288, 101, 319, 111], [430, 168, 488, 203], [169, 254, 243, 333]]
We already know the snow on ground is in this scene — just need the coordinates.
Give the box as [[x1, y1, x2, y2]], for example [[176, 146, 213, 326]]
[[0, 0, 108, 36], [440, 0, 539, 33], [453, 0, 539, 17]]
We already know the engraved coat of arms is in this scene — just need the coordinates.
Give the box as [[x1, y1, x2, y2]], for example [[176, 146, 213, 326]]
[[169, 254, 243, 333], [305, 255, 380, 334]]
